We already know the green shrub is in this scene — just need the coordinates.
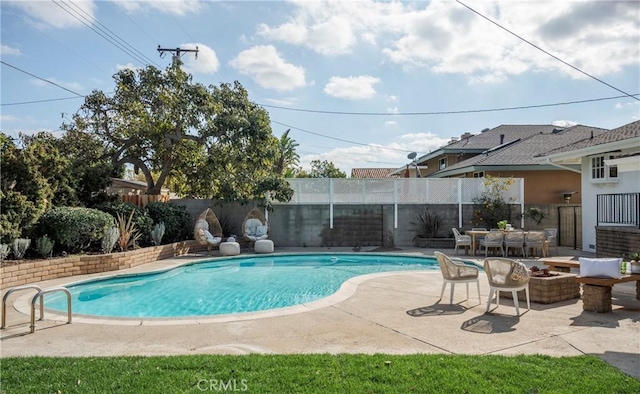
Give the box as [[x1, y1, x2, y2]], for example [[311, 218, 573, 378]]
[[12, 238, 31, 259], [0, 244, 10, 260], [151, 222, 165, 245], [35, 235, 55, 258], [145, 202, 190, 243], [95, 202, 153, 245], [38, 207, 114, 253], [101, 227, 119, 254]]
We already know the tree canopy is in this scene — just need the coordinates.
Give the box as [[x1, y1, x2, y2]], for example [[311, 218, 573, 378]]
[[297, 160, 347, 178], [64, 65, 292, 204]]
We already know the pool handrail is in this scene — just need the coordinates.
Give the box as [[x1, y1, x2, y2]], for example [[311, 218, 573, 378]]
[[2, 285, 42, 329], [30, 287, 72, 334]]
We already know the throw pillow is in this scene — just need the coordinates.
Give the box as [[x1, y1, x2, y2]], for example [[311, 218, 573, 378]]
[[578, 257, 622, 279], [510, 261, 530, 282]]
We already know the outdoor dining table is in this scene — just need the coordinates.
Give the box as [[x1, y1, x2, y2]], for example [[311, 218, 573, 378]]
[[464, 229, 547, 257]]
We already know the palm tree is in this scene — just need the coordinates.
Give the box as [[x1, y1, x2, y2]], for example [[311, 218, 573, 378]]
[[274, 129, 299, 176]]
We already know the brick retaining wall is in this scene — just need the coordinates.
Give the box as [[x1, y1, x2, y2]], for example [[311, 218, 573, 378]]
[[596, 226, 640, 258], [1, 241, 208, 289]]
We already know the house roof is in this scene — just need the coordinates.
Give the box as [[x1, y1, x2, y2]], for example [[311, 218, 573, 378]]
[[415, 124, 561, 165], [111, 178, 170, 192], [431, 125, 609, 177], [350, 168, 399, 178], [536, 120, 640, 157]]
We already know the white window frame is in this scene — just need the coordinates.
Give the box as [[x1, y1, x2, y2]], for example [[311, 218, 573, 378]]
[[473, 171, 484, 178], [590, 154, 618, 183], [439, 157, 447, 170]]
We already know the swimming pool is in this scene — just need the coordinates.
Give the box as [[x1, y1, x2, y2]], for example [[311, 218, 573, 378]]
[[44, 254, 443, 318]]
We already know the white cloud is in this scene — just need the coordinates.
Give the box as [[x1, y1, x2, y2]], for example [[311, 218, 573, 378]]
[[614, 100, 640, 110], [386, 95, 398, 102], [229, 45, 306, 91], [260, 0, 639, 82], [179, 43, 219, 74], [387, 107, 399, 114], [263, 97, 299, 106], [8, 0, 96, 28], [116, 63, 142, 71], [114, 0, 205, 16], [30, 78, 83, 93], [1, 44, 22, 56], [0, 115, 19, 122], [299, 132, 450, 174], [384, 121, 398, 127], [552, 120, 578, 128], [323, 75, 380, 100]]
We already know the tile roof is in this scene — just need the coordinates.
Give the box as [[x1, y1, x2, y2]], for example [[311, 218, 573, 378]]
[[434, 125, 609, 174], [537, 120, 640, 156], [350, 168, 399, 178], [442, 124, 561, 150]]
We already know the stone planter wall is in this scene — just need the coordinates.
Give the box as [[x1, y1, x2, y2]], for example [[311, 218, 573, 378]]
[[1, 240, 207, 289], [504, 273, 580, 304]]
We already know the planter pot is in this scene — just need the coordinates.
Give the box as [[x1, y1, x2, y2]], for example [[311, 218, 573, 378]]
[[630, 261, 640, 274]]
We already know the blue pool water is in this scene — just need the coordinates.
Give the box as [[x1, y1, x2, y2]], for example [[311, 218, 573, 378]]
[[45, 254, 441, 318]]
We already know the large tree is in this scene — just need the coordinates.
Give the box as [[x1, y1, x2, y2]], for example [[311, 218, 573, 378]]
[[298, 160, 347, 178], [65, 65, 291, 203]]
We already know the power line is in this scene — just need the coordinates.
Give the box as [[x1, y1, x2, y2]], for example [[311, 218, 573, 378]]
[[51, 0, 157, 67], [1, 95, 83, 107], [1, 60, 84, 96], [260, 94, 639, 116], [159, 0, 196, 42], [272, 120, 418, 154], [456, 0, 639, 102]]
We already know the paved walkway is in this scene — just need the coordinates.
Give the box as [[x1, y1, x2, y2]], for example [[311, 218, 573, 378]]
[[1, 246, 638, 379]]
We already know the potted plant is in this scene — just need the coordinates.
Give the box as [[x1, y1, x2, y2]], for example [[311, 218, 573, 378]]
[[497, 220, 508, 230], [630, 252, 640, 274]]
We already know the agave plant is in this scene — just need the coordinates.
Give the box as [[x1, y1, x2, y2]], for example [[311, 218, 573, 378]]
[[35, 235, 55, 258], [116, 211, 141, 252], [151, 222, 165, 246], [101, 226, 119, 254]]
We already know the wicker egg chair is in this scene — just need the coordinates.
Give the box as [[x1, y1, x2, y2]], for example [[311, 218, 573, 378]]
[[242, 208, 269, 242], [193, 208, 223, 254]]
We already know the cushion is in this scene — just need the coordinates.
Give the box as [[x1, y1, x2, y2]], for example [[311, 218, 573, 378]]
[[255, 225, 268, 237], [245, 218, 262, 236], [579, 257, 622, 279], [195, 218, 209, 230], [203, 230, 220, 245], [510, 262, 530, 281]]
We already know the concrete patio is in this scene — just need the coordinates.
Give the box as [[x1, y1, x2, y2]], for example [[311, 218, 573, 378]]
[[1, 246, 638, 380]]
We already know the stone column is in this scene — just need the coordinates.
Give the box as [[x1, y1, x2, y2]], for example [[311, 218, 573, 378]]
[[581, 284, 612, 313]]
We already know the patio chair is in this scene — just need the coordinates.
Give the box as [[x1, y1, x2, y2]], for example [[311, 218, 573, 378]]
[[242, 208, 273, 253], [484, 257, 531, 316], [452, 228, 472, 255], [525, 231, 546, 257], [544, 228, 559, 256], [479, 231, 505, 257], [193, 208, 222, 255], [434, 251, 481, 305], [504, 231, 525, 257]]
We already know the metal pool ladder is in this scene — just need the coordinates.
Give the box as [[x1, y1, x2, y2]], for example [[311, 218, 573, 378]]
[[1, 285, 72, 333]]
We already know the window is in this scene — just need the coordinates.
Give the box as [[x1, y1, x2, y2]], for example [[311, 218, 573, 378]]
[[590, 155, 618, 182], [473, 171, 484, 178], [439, 157, 447, 170]]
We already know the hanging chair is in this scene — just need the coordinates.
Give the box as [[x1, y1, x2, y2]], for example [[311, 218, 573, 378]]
[[242, 208, 269, 242], [193, 208, 223, 254]]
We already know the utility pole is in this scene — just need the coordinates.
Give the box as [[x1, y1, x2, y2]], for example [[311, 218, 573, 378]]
[[157, 45, 199, 67]]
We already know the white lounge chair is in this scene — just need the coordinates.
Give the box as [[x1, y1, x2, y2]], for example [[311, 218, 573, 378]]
[[434, 251, 481, 305], [452, 228, 471, 255], [484, 257, 530, 316]]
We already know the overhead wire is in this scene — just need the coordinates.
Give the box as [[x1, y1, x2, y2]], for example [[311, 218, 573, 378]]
[[455, 0, 639, 102], [1, 60, 84, 96], [50, 0, 158, 68], [271, 120, 418, 154], [65, 0, 161, 67], [260, 93, 639, 116]]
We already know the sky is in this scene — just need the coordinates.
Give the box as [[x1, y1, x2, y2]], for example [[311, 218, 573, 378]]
[[1, 0, 639, 176]]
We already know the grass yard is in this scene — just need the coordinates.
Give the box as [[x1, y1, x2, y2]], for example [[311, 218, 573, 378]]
[[2, 354, 638, 393]]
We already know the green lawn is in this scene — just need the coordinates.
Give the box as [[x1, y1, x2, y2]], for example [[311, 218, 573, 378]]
[[2, 354, 638, 393]]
